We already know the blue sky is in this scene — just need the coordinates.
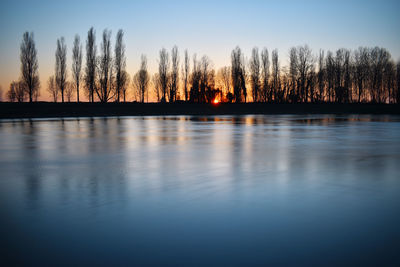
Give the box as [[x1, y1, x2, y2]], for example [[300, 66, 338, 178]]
[[1, 0, 399, 99]]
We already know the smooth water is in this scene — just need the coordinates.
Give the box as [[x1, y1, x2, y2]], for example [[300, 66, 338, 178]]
[[1, 115, 400, 265]]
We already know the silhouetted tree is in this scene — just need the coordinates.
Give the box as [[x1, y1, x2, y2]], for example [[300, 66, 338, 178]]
[[200, 55, 213, 102], [383, 60, 395, 103], [317, 50, 325, 102], [20, 32, 39, 102], [217, 66, 231, 101], [288, 47, 298, 102], [261, 48, 270, 102], [231, 47, 246, 102], [354, 47, 368, 102], [152, 73, 161, 102], [120, 70, 130, 102], [7, 81, 18, 102], [343, 49, 351, 103], [296, 45, 313, 102], [133, 55, 150, 103], [190, 54, 201, 102], [182, 49, 190, 101], [47, 75, 57, 102], [280, 67, 290, 102], [96, 29, 114, 102], [72, 35, 82, 102], [15, 81, 26, 102], [85, 27, 96, 102], [250, 47, 261, 102], [271, 49, 279, 102], [169, 46, 179, 102], [307, 69, 317, 103], [55, 37, 67, 102], [114, 29, 126, 102], [65, 81, 74, 102], [158, 48, 169, 102], [325, 51, 335, 102]]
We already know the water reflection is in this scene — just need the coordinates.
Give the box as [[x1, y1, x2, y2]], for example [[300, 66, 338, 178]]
[[0, 115, 400, 265]]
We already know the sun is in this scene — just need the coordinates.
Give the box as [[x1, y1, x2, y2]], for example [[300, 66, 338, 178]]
[[213, 98, 220, 104]]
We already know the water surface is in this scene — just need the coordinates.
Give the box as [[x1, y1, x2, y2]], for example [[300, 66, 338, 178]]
[[1, 115, 400, 265]]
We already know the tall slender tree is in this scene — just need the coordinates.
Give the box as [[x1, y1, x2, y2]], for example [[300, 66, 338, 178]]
[[134, 55, 150, 103], [231, 47, 246, 102], [271, 49, 279, 102], [289, 47, 298, 102], [190, 54, 201, 102], [297, 45, 313, 102], [170, 46, 179, 102], [85, 27, 96, 102], [20, 32, 39, 102], [325, 51, 335, 102], [317, 50, 325, 102], [55, 37, 67, 102], [261, 48, 270, 102], [158, 48, 169, 102], [250, 47, 261, 102], [96, 29, 113, 102], [182, 50, 190, 101], [72, 35, 82, 102], [47, 75, 57, 102], [114, 29, 126, 102]]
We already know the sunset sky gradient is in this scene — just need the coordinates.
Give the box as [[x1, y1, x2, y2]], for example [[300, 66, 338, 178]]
[[0, 0, 399, 100]]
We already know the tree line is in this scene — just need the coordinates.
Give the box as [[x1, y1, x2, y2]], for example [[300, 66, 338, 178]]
[[6, 28, 400, 104]]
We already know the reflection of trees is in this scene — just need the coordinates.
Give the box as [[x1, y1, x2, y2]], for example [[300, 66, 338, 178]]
[[22, 120, 40, 209], [18, 118, 129, 210], [83, 118, 128, 207]]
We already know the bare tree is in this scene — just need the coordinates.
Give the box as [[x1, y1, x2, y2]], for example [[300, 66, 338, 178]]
[[271, 49, 279, 102], [325, 51, 335, 102], [250, 47, 261, 102], [152, 73, 161, 102], [190, 54, 201, 102], [20, 32, 39, 102], [354, 47, 369, 103], [261, 48, 270, 102], [182, 49, 190, 101], [169, 45, 179, 102], [7, 81, 18, 102], [47, 75, 58, 102], [231, 47, 246, 102], [316, 50, 325, 102], [72, 35, 82, 102], [85, 27, 96, 102], [289, 47, 298, 102], [120, 70, 130, 102], [55, 37, 67, 102], [297, 45, 313, 102], [65, 81, 74, 102], [96, 29, 114, 102], [217, 66, 231, 101], [158, 48, 169, 102], [114, 29, 126, 102], [200, 55, 213, 102], [383, 60, 395, 103], [134, 55, 150, 103], [343, 49, 351, 103], [15, 81, 26, 102]]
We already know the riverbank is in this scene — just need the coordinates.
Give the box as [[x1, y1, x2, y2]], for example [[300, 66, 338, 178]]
[[0, 102, 399, 119]]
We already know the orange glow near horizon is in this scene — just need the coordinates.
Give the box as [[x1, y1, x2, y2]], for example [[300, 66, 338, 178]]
[[213, 98, 220, 104]]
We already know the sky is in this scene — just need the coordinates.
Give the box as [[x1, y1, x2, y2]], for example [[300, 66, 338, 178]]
[[0, 0, 399, 100]]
